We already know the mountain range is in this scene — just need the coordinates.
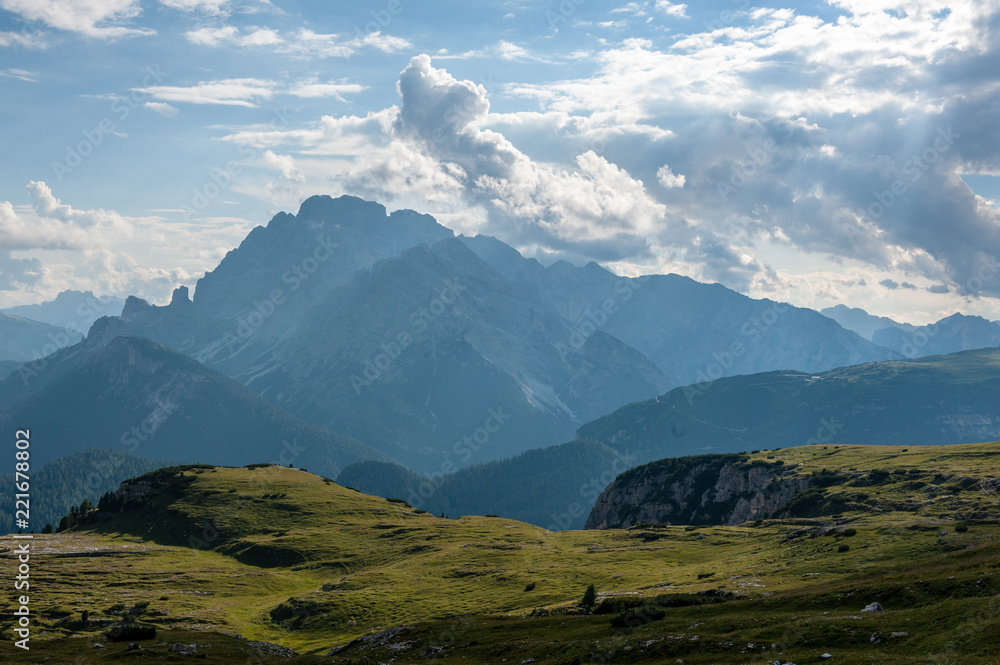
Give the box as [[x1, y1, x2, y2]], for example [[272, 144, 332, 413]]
[[117, 194, 903, 471], [0, 316, 390, 477], [6, 193, 1000, 529], [578, 347, 1000, 464], [819, 303, 915, 340], [2, 289, 124, 333], [872, 313, 1000, 357], [0, 311, 82, 363]]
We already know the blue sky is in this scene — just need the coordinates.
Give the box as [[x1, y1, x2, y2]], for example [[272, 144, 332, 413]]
[[1, 0, 999, 325]]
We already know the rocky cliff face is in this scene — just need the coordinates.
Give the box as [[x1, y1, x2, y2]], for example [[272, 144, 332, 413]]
[[585, 454, 811, 529]]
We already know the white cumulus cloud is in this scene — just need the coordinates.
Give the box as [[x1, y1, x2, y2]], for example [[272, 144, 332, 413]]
[[0, 0, 153, 38], [656, 164, 685, 189]]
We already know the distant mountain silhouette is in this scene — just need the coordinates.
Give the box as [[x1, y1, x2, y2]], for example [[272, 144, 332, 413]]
[[0, 311, 82, 363], [820, 304, 915, 341], [873, 313, 1000, 357], [116, 194, 899, 469], [0, 316, 391, 477], [578, 348, 1000, 464]]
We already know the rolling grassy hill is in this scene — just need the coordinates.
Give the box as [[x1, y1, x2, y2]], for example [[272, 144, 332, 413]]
[[1, 443, 999, 663]]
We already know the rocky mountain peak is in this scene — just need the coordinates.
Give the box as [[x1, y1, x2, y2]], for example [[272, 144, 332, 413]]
[[84, 316, 130, 350], [296, 194, 388, 227]]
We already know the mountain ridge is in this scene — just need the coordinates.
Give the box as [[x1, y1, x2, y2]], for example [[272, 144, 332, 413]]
[[0, 316, 391, 477], [578, 347, 1000, 466]]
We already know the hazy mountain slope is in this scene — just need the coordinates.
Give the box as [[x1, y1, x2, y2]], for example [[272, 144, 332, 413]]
[[253, 239, 670, 471], [337, 439, 632, 529], [461, 235, 897, 387], [0, 311, 83, 362], [873, 313, 1000, 357], [578, 348, 1000, 465], [123, 195, 453, 375], [0, 448, 171, 534], [599, 274, 895, 385], [2, 289, 123, 332], [820, 303, 914, 341], [105, 203, 898, 472], [0, 317, 391, 476]]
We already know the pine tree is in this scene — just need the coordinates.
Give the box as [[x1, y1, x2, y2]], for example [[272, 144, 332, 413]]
[[581, 584, 597, 609]]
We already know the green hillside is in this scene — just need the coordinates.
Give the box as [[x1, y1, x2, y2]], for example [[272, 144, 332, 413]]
[[587, 441, 1000, 529], [1, 444, 998, 663]]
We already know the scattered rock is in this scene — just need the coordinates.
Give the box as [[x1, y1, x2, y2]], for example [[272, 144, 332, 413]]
[[862, 602, 883, 613], [170, 642, 197, 655], [820, 654, 832, 659], [891, 631, 909, 638], [128, 642, 141, 650], [92, 643, 104, 649], [246, 639, 297, 657], [327, 626, 413, 656], [870, 632, 883, 644]]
